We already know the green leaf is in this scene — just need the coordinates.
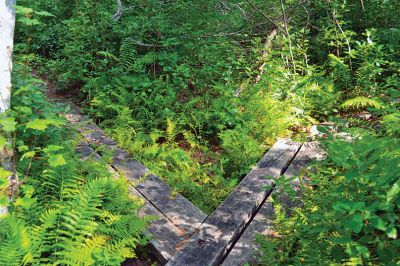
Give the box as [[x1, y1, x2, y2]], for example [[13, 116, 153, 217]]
[[15, 6, 34, 15], [386, 226, 397, 239], [344, 213, 363, 233], [17, 145, 29, 152], [369, 217, 386, 231], [17, 17, 41, 25], [48, 154, 66, 167], [21, 151, 36, 160], [26, 119, 50, 131], [341, 97, 383, 110], [42, 145, 64, 154], [0, 136, 6, 150], [12, 84, 34, 96], [34, 10, 55, 17], [15, 197, 35, 208], [0, 167, 12, 179], [387, 180, 400, 203], [26, 118, 63, 131], [0, 195, 8, 206], [22, 185, 35, 198], [0, 117, 16, 132], [13, 106, 32, 115], [0, 177, 6, 187], [333, 201, 352, 212]]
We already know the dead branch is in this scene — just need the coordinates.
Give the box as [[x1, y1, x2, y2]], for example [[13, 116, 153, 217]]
[[255, 28, 278, 83], [113, 0, 123, 21], [245, 0, 286, 36]]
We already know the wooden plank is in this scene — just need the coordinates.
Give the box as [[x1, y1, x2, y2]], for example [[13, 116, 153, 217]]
[[66, 103, 207, 236], [284, 141, 326, 178], [74, 143, 185, 264], [221, 200, 275, 266], [65, 105, 118, 148], [111, 147, 207, 236], [221, 142, 325, 266], [166, 139, 301, 266], [110, 148, 149, 180], [128, 187, 186, 264]]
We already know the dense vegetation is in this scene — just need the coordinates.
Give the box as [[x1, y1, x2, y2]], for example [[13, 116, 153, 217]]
[[0, 7, 149, 265], [0, 64, 149, 264], [1, 0, 399, 265]]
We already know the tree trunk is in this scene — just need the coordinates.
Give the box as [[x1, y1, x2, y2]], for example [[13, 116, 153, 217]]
[[0, 0, 16, 215], [0, 0, 15, 112]]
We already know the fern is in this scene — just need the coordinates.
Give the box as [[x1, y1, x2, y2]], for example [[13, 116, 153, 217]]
[[0, 215, 32, 266], [119, 37, 137, 71], [0, 147, 149, 265], [166, 118, 176, 143], [328, 54, 352, 90], [341, 96, 383, 109], [96, 51, 119, 61]]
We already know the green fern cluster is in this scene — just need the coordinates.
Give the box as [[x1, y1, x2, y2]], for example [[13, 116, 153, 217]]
[[341, 96, 383, 110], [1, 155, 149, 265], [119, 37, 138, 72], [0, 66, 149, 265], [105, 120, 235, 214]]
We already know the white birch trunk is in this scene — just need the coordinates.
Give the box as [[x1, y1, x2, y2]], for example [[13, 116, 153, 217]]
[[0, 0, 16, 112], [0, 0, 16, 215]]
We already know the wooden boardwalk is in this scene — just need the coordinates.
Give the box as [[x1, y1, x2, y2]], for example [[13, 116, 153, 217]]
[[65, 104, 207, 264], [64, 102, 325, 265]]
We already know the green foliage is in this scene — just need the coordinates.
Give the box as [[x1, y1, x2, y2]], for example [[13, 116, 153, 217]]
[[341, 97, 383, 110], [21, 0, 304, 211], [0, 53, 149, 264], [382, 112, 400, 136], [14, 3, 400, 261], [104, 119, 235, 214], [259, 133, 400, 265]]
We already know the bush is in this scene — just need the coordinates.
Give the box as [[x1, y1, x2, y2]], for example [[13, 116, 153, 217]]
[[259, 133, 400, 265], [0, 64, 149, 265]]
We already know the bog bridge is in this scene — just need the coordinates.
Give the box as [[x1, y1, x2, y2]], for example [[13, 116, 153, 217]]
[[65, 103, 324, 266]]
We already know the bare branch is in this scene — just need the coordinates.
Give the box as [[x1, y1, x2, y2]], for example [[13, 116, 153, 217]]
[[113, 0, 123, 21], [280, 0, 296, 75], [360, 0, 365, 11], [255, 28, 278, 83], [245, 0, 286, 36]]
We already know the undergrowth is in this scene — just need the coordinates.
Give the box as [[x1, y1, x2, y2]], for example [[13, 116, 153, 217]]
[[0, 38, 150, 265], [8, 2, 400, 264]]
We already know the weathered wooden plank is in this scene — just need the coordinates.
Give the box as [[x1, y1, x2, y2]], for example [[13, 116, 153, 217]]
[[74, 143, 185, 264], [220, 200, 275, 266], [283, 141, 326, 178], [128, 187, 186, 264], [65, 105, 118, 148], [221, 142, 325, 266], [111, 148, 149, 180], [166, 139, 301, 266], [66, 103, 207, 236], [112, 147, 207, 236], [136, 174, 207, 237]]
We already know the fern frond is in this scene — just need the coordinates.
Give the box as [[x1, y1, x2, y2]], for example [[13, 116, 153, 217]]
[[0, 215, 31, 266], [166, 118, 176, 143], [119, 37, 137, 71], [97, 51, 119, 61], [341, 96, 383, 109], [328, 54, 352, 89]]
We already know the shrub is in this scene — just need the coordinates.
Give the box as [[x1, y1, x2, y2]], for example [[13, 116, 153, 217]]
[[259, 133, 400, 265]]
